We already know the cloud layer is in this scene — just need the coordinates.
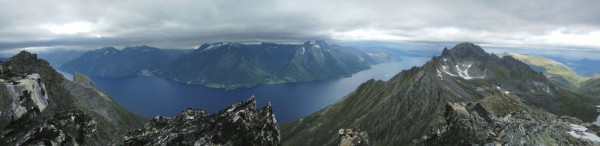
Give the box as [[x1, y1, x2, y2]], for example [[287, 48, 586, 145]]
[[0, 0, 599, 51]]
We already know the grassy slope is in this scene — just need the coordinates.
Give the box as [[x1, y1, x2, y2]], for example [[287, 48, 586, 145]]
[[507, 53, 589, 89]]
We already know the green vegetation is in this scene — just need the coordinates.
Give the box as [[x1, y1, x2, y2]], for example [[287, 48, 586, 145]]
[[575, 75, 600, 98], [506, 52, 589, 89]]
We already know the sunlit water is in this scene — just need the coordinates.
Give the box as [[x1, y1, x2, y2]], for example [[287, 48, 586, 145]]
[[57, 57, 427, 123]]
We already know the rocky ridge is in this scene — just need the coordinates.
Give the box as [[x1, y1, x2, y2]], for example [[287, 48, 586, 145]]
[[282, 42, 600, 145], [114, 96, 281, 145], [0, 51, 146, 145], [418, 101, 600, 145]]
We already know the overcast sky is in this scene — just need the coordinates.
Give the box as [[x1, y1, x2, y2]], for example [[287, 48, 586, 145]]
[[0, 0, 599, 52]]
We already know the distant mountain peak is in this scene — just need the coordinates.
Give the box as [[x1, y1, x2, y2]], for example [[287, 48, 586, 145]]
[[303, 40, 330, 49], [198, 42, 238, 51], [123, 45, 159, 50], [441, 42, 489, 60], [12, 50, 38, 61], [99, 47, 117, 51]]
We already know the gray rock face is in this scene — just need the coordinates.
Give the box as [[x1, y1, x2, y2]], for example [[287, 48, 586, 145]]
[[0, 73, 49, 129], [115, 96, 281, 146], [418, 102, 600, 145], [1, 110, 96, 145], [0, 51, 146, 145], [338, 128, 369, 146]]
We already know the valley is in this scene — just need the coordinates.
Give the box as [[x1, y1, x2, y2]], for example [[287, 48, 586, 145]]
[[2, 1, 600, 145], [75, 58, 428, 123]]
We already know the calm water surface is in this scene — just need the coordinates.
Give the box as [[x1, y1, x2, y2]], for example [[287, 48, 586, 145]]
[[77, 57, 429, 123]]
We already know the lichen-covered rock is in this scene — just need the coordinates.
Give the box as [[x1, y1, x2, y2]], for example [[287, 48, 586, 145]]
[[0, 110, 96, 145], [0, 72, 49, 130], [338, 128, 369, 146], [417, 102, 600, 145], [114, 96, 281, 146]]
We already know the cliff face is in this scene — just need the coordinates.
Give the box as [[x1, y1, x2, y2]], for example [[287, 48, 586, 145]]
[[0, 51, 146, 145], [114, 96, 281, 146], [0, 73, 49, 129]]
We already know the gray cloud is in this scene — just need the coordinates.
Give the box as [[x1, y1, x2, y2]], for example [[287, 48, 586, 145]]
[[0, 0, 599, 51]]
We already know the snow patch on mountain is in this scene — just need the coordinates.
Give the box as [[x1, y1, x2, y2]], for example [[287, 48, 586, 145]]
[[567, 124, 600, 142]]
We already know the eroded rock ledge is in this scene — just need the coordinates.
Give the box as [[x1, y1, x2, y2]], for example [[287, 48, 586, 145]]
[[417, 102, 600, 145], [114, 96, 281, 146]]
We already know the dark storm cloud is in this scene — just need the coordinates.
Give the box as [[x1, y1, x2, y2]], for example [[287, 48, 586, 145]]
[[0, 0, 599, 51]]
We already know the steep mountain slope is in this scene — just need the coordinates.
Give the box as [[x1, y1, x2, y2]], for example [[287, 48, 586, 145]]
[[282, 43, 599, 145], [60, 46, 171, 77], [160, 40, 377, 89], [576, 75, 600, 98], [113, 97, 280, 145], [0, 51, 146, 145], [506, 52, 588, 89]]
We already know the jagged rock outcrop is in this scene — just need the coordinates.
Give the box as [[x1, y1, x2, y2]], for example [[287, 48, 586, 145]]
[[338, 128, 369, 146], [0, 73, 49, 129], [1, 110, 96, 145], [0, 51, 146, 145], [114, 96, 280, 146], [418, 102, 600, 145]]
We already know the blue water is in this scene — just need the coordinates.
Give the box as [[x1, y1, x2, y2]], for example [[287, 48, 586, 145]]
[[85, 57, 429, 123]]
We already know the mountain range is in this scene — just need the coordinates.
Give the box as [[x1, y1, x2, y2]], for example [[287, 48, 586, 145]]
[[2, 43, 600, 145], [356, 47, 404, 63], [160, 41, 378, 89], [61, 41, 392, 89], [60, 46, 174, 77], [281, 42, 600, 145]]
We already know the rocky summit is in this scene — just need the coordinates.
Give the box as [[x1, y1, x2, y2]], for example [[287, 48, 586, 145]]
[[114, 96, 281, 146]]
